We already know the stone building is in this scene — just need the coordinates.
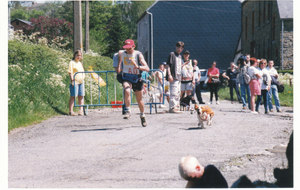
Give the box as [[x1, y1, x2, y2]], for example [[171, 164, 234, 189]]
[[11, 18, 33, 31], [241, 0, 293, 69]]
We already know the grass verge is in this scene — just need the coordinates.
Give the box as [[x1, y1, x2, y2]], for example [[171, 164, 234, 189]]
[[218, 84, 293, 107]]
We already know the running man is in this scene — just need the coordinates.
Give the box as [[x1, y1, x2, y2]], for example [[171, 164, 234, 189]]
[[117, 39, 150, 127]]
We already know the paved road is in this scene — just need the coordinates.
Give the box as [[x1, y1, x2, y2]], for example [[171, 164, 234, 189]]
[[8, 94, 293, 188]]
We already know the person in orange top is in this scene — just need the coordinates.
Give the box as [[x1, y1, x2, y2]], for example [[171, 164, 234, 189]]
[[207, 61, 220, 105]]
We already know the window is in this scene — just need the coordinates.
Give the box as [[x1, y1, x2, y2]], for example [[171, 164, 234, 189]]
[[252, 11, 255, 36]]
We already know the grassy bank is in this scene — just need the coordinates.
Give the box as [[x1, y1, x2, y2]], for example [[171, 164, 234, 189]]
[[218, 84, 293, 107], [8, 40, 121, 132]]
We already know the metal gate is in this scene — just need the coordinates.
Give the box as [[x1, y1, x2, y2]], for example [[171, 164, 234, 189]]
[[73, 69, 166, 115]]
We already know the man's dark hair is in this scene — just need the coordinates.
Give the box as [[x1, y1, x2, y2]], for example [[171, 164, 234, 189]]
[[176, 41, 184, 48]]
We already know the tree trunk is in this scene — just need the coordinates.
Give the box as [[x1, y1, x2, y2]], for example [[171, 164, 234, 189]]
[[85, 1, 89, 52], [73, 1, 82, 52]]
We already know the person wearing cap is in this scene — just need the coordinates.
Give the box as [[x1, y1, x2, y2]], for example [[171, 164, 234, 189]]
[[180, 50, 195, 108], [166, 41, 184, 113], [117, 39, 150, 127]]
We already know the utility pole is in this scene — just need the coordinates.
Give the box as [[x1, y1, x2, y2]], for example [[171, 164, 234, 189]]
[[85, 1, 89, 52], [73, 1, 83, 52]]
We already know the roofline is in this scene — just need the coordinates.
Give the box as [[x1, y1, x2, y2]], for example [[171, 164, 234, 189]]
[[241, 0, 248, 6], [11, 18, 33, 25], [137, 11, 148, 23], [137, 0, 159, 23], [146, 0, 159, 12]]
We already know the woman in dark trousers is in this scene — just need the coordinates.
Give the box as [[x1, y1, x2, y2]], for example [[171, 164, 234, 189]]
[[207, 61, 220, 105], [222, 62, 241, 104]]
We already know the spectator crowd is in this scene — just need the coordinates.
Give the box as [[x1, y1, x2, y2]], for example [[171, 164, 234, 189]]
[[68, 40, 284, 119], [153, 41, 282, 114]]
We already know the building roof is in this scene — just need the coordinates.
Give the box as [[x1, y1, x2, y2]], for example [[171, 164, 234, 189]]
[[277, 0, 293, 19], [141, 0, 241, 69], [11, 18, 33, 26]]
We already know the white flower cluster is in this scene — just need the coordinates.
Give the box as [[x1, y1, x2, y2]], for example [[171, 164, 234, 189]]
[[85, 49, 99, 57], [278, 73, 293, 85], [8, 28, 14, 40], [45, 73, 66, 89], [8, 64, 22, 71], [12, 30, 28, 42], [11, 30, 69, 49], [51, 36, 70, 48], [84, 75, 103, 103]]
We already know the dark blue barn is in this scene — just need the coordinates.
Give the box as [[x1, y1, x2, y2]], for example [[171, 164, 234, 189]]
[[137, 0, 241, 70]]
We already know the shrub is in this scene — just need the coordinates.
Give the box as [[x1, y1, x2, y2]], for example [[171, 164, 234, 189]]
[[278, 70, 293, 74], [23, 16, 73, 50], [8, 40, 70, 131], [8, 38, 121, 131]]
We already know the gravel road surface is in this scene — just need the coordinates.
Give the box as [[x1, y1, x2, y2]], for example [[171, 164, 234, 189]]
[[8, 94, 293, 188]]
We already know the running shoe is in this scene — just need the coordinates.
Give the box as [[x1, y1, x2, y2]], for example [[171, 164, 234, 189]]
[[140, 115, 147, 127], [123, 110, 131, 119]]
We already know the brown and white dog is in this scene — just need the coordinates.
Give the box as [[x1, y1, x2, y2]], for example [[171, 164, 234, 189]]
[[194, 104, 214, 129]]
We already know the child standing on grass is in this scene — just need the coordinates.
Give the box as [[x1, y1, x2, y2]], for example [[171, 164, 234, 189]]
[[68, 50, 85, 116]]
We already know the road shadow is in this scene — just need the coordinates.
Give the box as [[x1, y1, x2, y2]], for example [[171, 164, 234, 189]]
[[71, 128, 122, 132], [71, 125, 141, 132], [219, 109, 246, 113], [180, 127, 204, 130]]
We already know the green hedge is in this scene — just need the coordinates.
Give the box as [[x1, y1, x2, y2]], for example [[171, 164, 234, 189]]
[[278, 70, 293, 74], [8, 40, 119, 132]]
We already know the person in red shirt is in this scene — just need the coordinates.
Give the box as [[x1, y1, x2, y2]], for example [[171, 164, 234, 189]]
[[207, 61, 220, 105]]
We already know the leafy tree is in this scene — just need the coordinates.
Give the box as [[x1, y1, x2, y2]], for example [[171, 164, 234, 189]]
[[106, 5, 130, 57], [24, 16, 73, 49], [10, 0, 155, 55], [10, 4, 50, 21], [118, 1, 155, 39]]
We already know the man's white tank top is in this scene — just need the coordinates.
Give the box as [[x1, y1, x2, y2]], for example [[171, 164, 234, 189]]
[[121, 50, 141, 75]]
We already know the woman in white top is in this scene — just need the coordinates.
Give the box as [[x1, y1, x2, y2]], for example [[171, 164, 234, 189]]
[[248, 58, 262, 114], [181, 50, 195, 99], [255, 59, 271, 114]]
